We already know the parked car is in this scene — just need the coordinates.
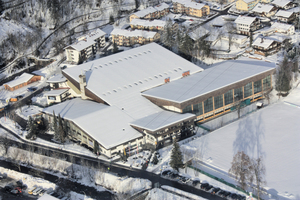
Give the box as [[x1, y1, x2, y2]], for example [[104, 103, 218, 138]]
[[217, 189, 225, 196], [61, 65, 67, 70], [205, 185, 213, 191], [28, 187, 36, 194], [33, 187, 43, 195], [223, 191, 231, 197], [211, 187, 220, 194], [200, 183, 209, 189], [27, 87, 37, 92], [228, 193, 238, 200], [161, 170, 171, 176], [4, 185, 14, 193], [39, 189, 46, 196], [192, 180, 200, 186]]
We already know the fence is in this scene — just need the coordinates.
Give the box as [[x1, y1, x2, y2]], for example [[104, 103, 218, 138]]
[[187, 165, 259, 199]]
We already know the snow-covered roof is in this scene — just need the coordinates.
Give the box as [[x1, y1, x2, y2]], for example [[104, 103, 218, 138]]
[[5, 73, 35, 88], [44, 89, 69, 96], [134, 7, 158, 18], [42, 98, 142, 149], [272, 0, 292, 8], [130, 112, 195, 132], [62, 43, 203, 120], [65, 28, 105, 51], [271, 22, 294, 31], [242, 0, 257, 3], [275, 10, 293, 18], [38, 194, 60, 200], [252, 37, 276, 48], [47, 74, 67, 83], [130, 19, 166, 27], [142, 60, 275, 103], [172, 0, 206, 10], [154, 2, 169, 11], [189, 26, 210, 40], [287, 6, 300, 13], [110, 28, 158, 38], [235, 15, 257, 25], [252, 3, 275, 13]]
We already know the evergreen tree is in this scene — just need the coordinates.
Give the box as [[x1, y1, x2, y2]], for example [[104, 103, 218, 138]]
[[94, 140, 100, 154], [53, 111, 59, 141], [109, 15, 114, 24], [152, 153, 159, 165], [169, 139, 184, 171], [58, 114, 65, 142], [250, 31, 253, 47], [112, 42, 118, 53], [26, 116, 38, 139], [0, 0, 4, 15], [275, 55, 292, 95]]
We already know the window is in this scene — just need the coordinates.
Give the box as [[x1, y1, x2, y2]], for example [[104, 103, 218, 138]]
[[204, 97, 213, 113], [244, 82, 253, 98], [193, 102, 203, 116], [182, 105, 192, 113], [254, 80, 262, 94], [214, 95, 223, 110], [234, 87, 243, 101], [224, 90, 233, 105], [77, 132, 81, 136], [263, 75, 271, 91], [48, 96, 56, 100]]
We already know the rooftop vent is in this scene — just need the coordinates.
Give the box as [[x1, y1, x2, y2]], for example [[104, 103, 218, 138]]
[[115, 61, 118, 63], [144, 51, 147, 54], [113, 89, 117, 92], [134, 82, 138, 85]]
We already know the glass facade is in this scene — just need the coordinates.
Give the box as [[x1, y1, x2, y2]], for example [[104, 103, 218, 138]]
[[263, 75, 271, 91], [182, 105, 192, 113], [224, 90, 233, 105], [254, 80, 262, 94], [193, 102, 203, 116], [204, 97, 213, 113], [234, 87, 243, 101], [214, 95, 223, 109], [244, 82, 253, 98]]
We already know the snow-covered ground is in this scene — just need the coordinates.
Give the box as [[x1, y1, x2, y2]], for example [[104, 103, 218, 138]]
[[15, 105, 41, 120]]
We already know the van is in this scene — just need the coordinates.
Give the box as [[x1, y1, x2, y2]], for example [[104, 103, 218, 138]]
[[28, 187, 36, 194], [33, 188, 42, 195], [39, 189, 45, 196]]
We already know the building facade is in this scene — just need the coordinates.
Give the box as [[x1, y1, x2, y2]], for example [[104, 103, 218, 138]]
[[129, 3, 170, 22], [252, 37, 281, 56], [172, 0, 210, 18], [236, 0, 259, 12], [235, 15, 261, 36], [275, 10, 296, 23], [130, 19, 178, 32], [4, 73, 41, 91]]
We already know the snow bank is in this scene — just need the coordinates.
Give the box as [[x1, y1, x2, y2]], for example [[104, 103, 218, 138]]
[[161, 185, 207, 200], [95, 173, 151, 195], [145, 188, 189, 200]]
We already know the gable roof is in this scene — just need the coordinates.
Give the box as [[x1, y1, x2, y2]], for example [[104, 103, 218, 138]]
[[5, 73, 35, 88], [130, 19, 166, 27], [134, 7, 158, 18], [252, 37, 277, 48], [235, 15, 257, 25], [272, 0, 293, 8], [252, 3, 275, 13], [154, 2, 169, 11], [173, 0, 206, 10], [271, 22, 294, 31], [241, 0, 257, 3], [142, 60, 275, 104], [47, 74, 67, 83], [275, 10, 294, 18]]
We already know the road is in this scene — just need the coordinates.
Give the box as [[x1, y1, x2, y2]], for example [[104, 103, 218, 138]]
[[0, 124, 225, 200]]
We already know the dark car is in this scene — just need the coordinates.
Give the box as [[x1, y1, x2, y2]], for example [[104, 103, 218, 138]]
[[200, 183, 209, 189], [16, 95, 24, 100], [236, 194, 246, 200], [27, 87, 37, 92], [217, 189, 225, 196], [211, 187, 220, 194], [229, 193, 238, 200], [204, 185, 213, 191], [61, 65, 67, 70], [223, 191, 231, 197], [162, 170, 171, 176], [4, 185, 14, 193], [192, 180, 200, 186]]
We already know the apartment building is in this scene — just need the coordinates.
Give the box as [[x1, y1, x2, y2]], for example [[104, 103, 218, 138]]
[[235, 15, 261, 36], [251, 3, 278, 17], [129, 3, 170, 22], [275, 10, 296, 23], [172, 0, 210, 18], [64, 28, 106, 64], [236, 0, 259, 12], [130, 19, 178, 32]]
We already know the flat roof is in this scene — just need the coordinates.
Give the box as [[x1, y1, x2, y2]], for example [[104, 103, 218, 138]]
[[45, 89, 69, 96], [110, 28, 158, 38], [5, 73, 34, 88], [130, 111, 195, 132], [42, 98, 142, 149], [142, 60, 275, 104]]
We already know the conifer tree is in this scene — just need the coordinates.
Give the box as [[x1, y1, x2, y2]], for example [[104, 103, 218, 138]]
[[0, 0, 4, 15], [169, 139, 184, 171], [53, 111, 59, 141], [94, 140, 100, 154], [58, 114, 65, 143], [152, 153, 159, 165], [275, 55, 292, 95], [26, 116, 37, 139]]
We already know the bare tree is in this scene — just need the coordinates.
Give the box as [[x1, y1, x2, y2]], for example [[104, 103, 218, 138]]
[[0, 136, 12, 155], [229, 151, 253, 191], [250, 157, 266, 200], [11, 148, 21, 171]]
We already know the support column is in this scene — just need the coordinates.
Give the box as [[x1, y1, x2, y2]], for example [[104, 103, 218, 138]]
[[212, 97, 215, 116], [223, 94, 225, 111]]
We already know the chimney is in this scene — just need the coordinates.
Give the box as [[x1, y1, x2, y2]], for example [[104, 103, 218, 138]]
[[261, 37, 264, 43], [79, 72, 87, 100]]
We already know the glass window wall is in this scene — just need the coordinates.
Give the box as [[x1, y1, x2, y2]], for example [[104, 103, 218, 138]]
[[204, 97, 213, 113], [244, 82, 253, 98], [234, 87, 243, 101], [224, 90, 233, 105], [263, 75, 271, 91], [254, 80, 262, 94], [193, 102, 203, 116], [182, 105, 192, 113], [214, 95, 223, 109]]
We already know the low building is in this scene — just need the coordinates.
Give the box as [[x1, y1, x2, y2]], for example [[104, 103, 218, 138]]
[[272, 0, 295, 10], [235, 15, 261, 36], [172, 0, 210, 18], [110, 29, 160, 46], [252, 37, 281, 56], [221, 33, 248, 45], [4, 73, 41, 91], [236, 0, 259, 12], [275, 10, 296, 23], [251, 3, 277, 17], [64, 28, 106, 64], [142, 60, 275, 122], [130, 19, 178, 32], [129, 3, 170, 22], [47, 74, 68, 90], [45, 89, 70, 105], [271, 22, 295, 35]]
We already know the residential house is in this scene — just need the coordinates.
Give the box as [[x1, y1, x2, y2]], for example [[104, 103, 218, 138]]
[[235, 15, 261, 36], [130, 19, 178, 32], [4, 73, 42, 91], [272, 0, 295, 10], [172, 0, 210, 18], [64, 28, 106, 64], [271, 22, 295, 35], [251, 3, 277, 17], [110, 29, 160, 46], [252, 37, 281, 56], [236, 0, 259, 12], [275, 10, 296, 23], [129, 3, 170, 22], [45, 89, 71, 105]]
